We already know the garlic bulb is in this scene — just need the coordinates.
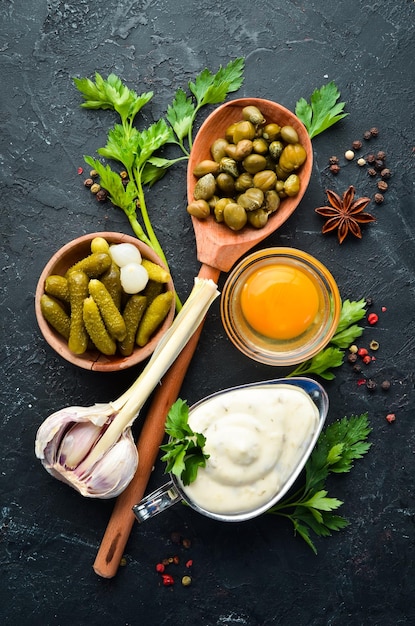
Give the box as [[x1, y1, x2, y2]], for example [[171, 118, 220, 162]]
[[35, 278, 220, 499], [35, 404, 138, 499]]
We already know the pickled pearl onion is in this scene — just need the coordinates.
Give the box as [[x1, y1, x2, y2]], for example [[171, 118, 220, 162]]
[[120, 263, 149, 294], [109, 243, 142, 267]]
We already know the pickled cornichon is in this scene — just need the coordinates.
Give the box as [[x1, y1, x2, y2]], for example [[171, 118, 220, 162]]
[[118, 295, 147, 357], [68, 270, 90, 354], [88, 279, 127, 342], [100, 261, 122, 310], [191, 105, 307, 232], [66, 252, 112, 278], [40, 294, 71, 340], [141, 259, 170, 283], [44, 275, 70, 302], [83, 297, 117, 355], [136, 291, 174, 347]]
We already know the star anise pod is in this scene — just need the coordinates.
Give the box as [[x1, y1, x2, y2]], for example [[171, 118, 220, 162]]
[[315, 185, 375, 244]]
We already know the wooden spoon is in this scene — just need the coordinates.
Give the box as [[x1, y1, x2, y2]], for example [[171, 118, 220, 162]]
[[93, 98, 313, 577]]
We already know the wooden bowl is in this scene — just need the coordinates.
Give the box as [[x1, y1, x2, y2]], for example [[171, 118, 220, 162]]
[[187, 98, 313, 247], [35, 232, 176, 372]]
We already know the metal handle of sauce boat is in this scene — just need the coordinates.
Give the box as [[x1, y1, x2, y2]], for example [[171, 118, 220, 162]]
[[133, 481, 182, 523]]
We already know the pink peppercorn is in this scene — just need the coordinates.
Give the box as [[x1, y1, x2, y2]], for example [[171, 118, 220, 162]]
[[367, 313, 379, 325], [162, 574, 174, 586], [156, 563, 165, 573], [386, 413, 396, 423], [358, 347, 368, 357]]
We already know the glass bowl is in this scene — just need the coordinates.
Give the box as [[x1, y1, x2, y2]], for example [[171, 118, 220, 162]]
[[35, 232, 176, 372], [220, 247, 341, 366]]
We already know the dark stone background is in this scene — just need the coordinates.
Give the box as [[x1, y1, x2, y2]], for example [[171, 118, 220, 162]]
[[1, 1, 414, 624]]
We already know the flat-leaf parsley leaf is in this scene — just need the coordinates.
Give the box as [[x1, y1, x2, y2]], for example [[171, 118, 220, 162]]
[[160, 399, 210, 486], [295, 81, 348, 139], [288, 298, 366, 379]]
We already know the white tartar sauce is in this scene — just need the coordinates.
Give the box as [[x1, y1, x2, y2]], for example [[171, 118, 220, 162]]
[[181, 384, 319, 515]]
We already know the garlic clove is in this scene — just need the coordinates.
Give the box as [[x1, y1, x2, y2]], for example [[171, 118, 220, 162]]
[[75, 430, 138, 498], [58, 421, 103, 470]]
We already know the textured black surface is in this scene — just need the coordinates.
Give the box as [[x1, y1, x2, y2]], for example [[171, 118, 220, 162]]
[[1, 1, 415, 624]]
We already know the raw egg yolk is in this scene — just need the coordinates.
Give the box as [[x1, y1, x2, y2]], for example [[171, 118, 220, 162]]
[[240, 264, 320, 340]]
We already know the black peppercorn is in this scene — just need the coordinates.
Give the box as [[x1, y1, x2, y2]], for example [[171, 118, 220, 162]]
[[381, 168, 391, 179], [367, 168, 377, 177], [370, 127, 379, 137], [365, 296, 374, 307], [353, 364, 362, 373], [381, 380, 391, 391], [352, 140, 362, 151], [96, 189, 108, 202], [376, 150, 386, 160], [377, 180, 388, 192], [348, 353, 358, 364], [366, 153, 376, 163], [329, 156, 339, 165], [329, 164, 341, 175], [366, 379, 377, 391], [374, 159, 384, 171], [363, 131, 372, 140], [374, 193, 384, 204], [84, 178, 94, 188]]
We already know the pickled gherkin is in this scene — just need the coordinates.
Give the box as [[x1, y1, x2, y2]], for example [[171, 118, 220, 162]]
[[118, 295, 147, 357], [141, 259, 170, 283], [90, 236, 110, 254], [83, 297, 117, 355], [136, 291, 174, 347], [40, 294, 71, 340], [44, 275, 70, 302], [68, 270, 90, 354], [65, 252, 112, 278], [88, 279, 127, 342]]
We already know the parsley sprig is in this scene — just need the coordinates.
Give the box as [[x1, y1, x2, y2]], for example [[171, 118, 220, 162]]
[[295, 81, 348, 139], [160, 399, 210, 486], [288, 298, 367, 380], [268, 413, 372, 553], [74, 59, 245, 309]]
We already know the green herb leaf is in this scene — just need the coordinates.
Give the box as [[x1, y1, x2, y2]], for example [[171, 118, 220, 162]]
[[135, 119, 172, 168], [97, 124, 139, 170], [330, 324, 364, 349], [268, 413, 371, 553], [335, 298, 366, 333], [295, 81, 348, 139], [160, 399, 209, 486], [189, 57, 245, 107], [288, 346, 344, 380], [166, 88, 195, 141], [316, 414, 372, 474], [288, 298, 367, 379], [74, 73, 153, 123], [84, 157, 137, 215]]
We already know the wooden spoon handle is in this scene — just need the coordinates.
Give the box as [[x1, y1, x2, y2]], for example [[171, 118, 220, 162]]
[[93, 264, 221, 578]]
